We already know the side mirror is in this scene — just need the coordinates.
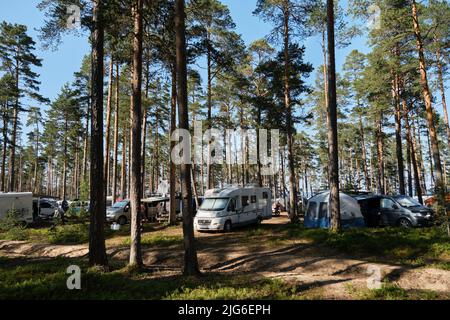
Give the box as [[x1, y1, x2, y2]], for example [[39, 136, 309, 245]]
[[392, 204, 399, 210], [124, 205, 130, 212]]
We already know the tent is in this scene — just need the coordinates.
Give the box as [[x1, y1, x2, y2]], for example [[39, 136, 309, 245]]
[[304, 191, 365, 229]]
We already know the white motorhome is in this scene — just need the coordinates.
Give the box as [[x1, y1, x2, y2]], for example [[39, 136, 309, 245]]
[[194, 186, 272, 232], [0, 192, 34, 225]]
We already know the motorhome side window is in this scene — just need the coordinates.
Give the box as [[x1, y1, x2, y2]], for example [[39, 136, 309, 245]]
[[251, 195, 257, 203], [242, 196, 249, 207], [263, 192, 268, 199], [319, 202, 328, 219], [228, 198, 236, 211], [307, 202, 318, 219]]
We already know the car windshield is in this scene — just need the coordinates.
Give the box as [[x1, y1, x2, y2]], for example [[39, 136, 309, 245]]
[[199, 198, 229, 211], [112, 201, 129, 208], [394, 196, 421, 208]]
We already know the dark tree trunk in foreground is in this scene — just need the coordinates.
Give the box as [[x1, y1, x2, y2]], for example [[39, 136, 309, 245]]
[[175, 0, 200, 276], [129, 0, 144, 267], [326, 0, 341, 232], [89, 0, 108, 268]]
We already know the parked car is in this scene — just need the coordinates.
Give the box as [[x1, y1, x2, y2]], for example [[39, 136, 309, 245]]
[[106, 200, 130, 225], [38, 198, 62, 220], [356, 195, 434, 228], [69, 200, 90, 216]]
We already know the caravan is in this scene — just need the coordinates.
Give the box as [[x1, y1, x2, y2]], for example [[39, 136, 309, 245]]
[[194, 186, 272, 232], [0, 192, 34, 225]]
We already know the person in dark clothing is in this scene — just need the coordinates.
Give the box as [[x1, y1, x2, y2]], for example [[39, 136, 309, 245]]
[[61, 199, 69, 225]]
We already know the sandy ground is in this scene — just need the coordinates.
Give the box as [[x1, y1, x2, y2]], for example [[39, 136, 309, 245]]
[[1, 214, 449, 299]]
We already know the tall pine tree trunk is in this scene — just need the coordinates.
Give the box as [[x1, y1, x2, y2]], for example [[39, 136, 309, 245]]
[[120, 128, 127, 200], [88, 0, 108, 268], [169, 67, 177, 225], [175, 0, 200, 276], [129, 0, 144, 267], [376, 114, 385, 194], [112, 62, 120, 204], [393, 71, 405, 195], [327, 0, 341, 232], [410, 0, 445, 211], [402, 98, 423, 204], [1, 113, 8, 192], [104, 58, 114, 198], [282, 1, 298, 222]]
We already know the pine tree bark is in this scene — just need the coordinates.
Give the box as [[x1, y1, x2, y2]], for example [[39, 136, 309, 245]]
[[376, 114, 385, 194], [410, 0, 445, 209], [282, 1, 298, 222], [88, 0, 108, 268], [8, 55, 20, 192], [120, 127, 127, 200], [112, 62, 120, 204], [206, 30, 213, 190], [393, 73, 405, 195], [327, 0, 341, 232], [104, 58, 114, 198], [175, 0, 200, 276], [169, 67, 177, 225], [402, 99, 423, 204], [358, 112, 370, 190], [1, 112, 8, 192], [129, 0, 144, 267]]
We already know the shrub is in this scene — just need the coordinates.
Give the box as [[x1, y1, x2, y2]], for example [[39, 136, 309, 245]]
[[0, 209, 24, 232], [47, 224, 89, 244]]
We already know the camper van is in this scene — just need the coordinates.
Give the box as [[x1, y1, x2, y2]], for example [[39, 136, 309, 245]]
[[0, 192, 34, 225], [194, 186, 272, 232]]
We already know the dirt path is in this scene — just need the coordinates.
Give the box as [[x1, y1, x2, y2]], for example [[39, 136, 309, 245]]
[[1, 214, 449, 299]]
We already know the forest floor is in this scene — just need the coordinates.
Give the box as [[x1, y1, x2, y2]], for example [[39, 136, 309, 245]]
[[0, 213, 449, 299]]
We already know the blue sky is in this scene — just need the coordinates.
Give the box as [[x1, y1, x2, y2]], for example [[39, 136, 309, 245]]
[[0, 0, 448, 139]]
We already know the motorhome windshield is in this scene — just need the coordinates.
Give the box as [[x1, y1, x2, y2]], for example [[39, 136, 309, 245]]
[[112, 201, 129, 208], [200, 198, 229, 211], [394, 196, 421, 208]]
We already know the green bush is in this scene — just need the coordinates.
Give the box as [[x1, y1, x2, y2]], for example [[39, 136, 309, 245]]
[[0, 210, 24, 232], [2, 227, 29, 241], [47, 224, 89, 244]]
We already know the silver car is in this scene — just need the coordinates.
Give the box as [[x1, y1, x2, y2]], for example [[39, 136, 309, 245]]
[[38, 199, 61, 219], [106, 200, 130, 225]]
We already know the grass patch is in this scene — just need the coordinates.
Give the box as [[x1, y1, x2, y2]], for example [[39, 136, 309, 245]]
[[123, 234, 183, 248], [273, 224, 450, 266], [360, 283, 443, 300], [0, 256, 301, 300]]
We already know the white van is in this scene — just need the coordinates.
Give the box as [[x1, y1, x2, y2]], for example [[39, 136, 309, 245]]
[[0, 192, 34, 225], [194, 186, 272, 232]]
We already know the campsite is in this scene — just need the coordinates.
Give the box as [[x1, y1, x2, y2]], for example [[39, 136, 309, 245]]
[[0, 0, 449, 306]]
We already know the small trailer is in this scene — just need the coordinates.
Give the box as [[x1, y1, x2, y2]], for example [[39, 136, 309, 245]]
[[194, 185, 272, 232], [0, 192, 34, 225]]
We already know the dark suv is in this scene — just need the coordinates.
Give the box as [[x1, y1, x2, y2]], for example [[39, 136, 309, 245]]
[[356, 195, 434, 228]]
